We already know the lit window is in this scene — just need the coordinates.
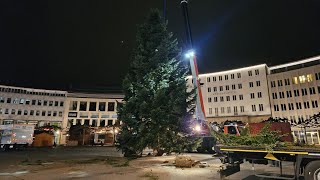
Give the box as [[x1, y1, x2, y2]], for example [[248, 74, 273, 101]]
[[299, 75, 306, 83], [292, 77, 298, 84], [306, 74, 313, 82]]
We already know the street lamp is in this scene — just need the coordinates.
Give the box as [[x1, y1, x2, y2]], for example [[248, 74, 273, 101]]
[[185, 50, 195, 59]]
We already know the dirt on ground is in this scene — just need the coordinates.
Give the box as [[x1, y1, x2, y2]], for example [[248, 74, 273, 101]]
[[0, 155, 220, 180]]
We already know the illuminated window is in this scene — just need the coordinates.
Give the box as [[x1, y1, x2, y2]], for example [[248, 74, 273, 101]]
[[306, 74, 313, 82], [292, 77, 298, 84], [299, 75, 306, 83]]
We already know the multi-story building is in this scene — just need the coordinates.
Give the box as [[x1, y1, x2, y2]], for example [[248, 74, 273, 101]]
[[187, 64, 271, 123], [0, 85, 67, 127], [268, 55, 320, 144], [61, 92, 124, 144]]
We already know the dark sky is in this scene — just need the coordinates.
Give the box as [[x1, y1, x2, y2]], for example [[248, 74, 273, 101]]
[[1, 0, 320, 90]]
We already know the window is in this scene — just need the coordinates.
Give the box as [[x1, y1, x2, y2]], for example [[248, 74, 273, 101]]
[[284, 78, 290, 86], [17, 109, 21, 115], [226, 96, 230, 101], [274, 105, 279, 111], [19, 99, 25, 104], [248, 71, 252, 76], [42, 111, 46, 116], [53, 111, 57, 116], [309, 87, 316, 95], [292, 77, 298, 84], [31, 99, 36, 105], [312, 100, 319, 108], [13, 98, 19, 104], [107, 119, 114, 126], [221, 107, 225, 114], [286, 91, 292, 98], [213, 77, 216, 81], [256, 81, 260, 87], [304, 102, 310, 109], [238, 84, 242, 89], [232, 84, 236, 90], [215, 108, 218, 116], [213, 87, 217, 92], [208, 87, 211, 92], [279, 92, 285, 98], [49, 101, 53, 106], [271, 81, 276, 87], [301, 88, 307, 96], [11, 109, 16, 115], [30, 110, 34, 116], [219, 76, 222, 81], [294, 89, 300, 97], [214, 97, 218, 102], [220, 96, 224, 102], [281, 104, 287, 111], [36, 110, 40, 116], [99, 102, 106, 111], [237, 73, 241, 78], [43, 100, 47, 106], [232, 95, 236, 101], [252, 105, 256, 112], [89, 102, 97, 111], [259, 104, 263, 111], [24, 110, 28, 115], [207, 77, 211, 82], [226, 85, 229, 90], [258, 92, 262, 98], [231, 74, 235, 79], [272, 93, 278, 99], [250, 93, 255, 99], [240, 106, 244, 112], [233, 106, 238, 115], [208, 97, 212, 102], [296, 102, 302, 109], [288, 103, 294, 110], [54, 101, 59, 106], [6, 98, 11, 103], [38, 100, 42, 106], [225, 75, 228, 80], [48, 111, 52, 116], [227, 107, 231, 113], [79, 101, 87, 111], [60, 101, 64, 107], [0, 97, 4, 103], [108, 102, 115, 111], [316, 72, 320, 80], [299, 75, 306, 83], [306, 74, 313, 82], [219, 86, 223, 91], [278, 80, 283, 86], [69, 101, 78, 110], [255, 69, 259, 75], [249, 82, 253, 87], [59, 111, 63, 117], [239, 95, 243, 100]]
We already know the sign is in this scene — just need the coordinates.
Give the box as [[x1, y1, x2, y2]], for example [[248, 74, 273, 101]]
[[68, 112, 78, 117]]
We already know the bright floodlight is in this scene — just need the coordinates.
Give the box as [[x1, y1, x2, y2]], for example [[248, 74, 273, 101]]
[[185, 50, 195, 59], [195, 125, 201, 132]]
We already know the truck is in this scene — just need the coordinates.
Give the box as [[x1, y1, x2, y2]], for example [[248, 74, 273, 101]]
[[0, 124, 34, 151], [211, 121, 320, 180]]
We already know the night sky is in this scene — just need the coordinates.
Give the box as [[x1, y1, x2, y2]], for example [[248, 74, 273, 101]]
[[1, 0, 320, 90]]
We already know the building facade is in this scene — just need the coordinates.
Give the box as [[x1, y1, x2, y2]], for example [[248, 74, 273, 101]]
[[268, 55, 320, 144], [0, 85, 67, 127], [187, 64, 272, 123]]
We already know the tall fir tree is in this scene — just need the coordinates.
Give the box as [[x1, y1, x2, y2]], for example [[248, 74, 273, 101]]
[[117, 9, 194, 156]]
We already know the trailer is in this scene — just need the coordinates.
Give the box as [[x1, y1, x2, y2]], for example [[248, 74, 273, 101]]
[[0, 124, 34, 151], [216, 144, 320, 179]]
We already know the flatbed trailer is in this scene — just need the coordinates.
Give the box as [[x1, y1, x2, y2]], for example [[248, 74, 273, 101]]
[[217, 145, 320, 180]]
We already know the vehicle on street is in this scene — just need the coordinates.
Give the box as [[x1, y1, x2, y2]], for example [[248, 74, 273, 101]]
[[0, 124, 34, 151]]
